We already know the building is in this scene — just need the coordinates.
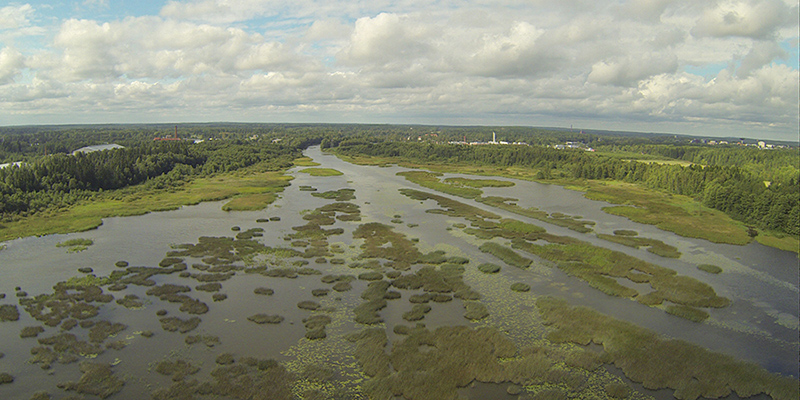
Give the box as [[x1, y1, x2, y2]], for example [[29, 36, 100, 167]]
[[71, 144, 124, 155]]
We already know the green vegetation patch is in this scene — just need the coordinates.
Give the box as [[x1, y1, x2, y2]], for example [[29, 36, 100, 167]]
[[293, 157, 321, 167], [537, 297, 798, 400], [354, 222, 422, 269], [312, 188, 356, 201], [58, 361, 124, 399], [479, 241, 532, 269], [477, 263, 501, 274], [584, 182, 751, 245], [478, 196, 595, 233], [0, 304, 20, 321], [159, 317, 201, 333], [443, 177, 515, 188], [299, 168, 343, 176], [697, 264, 723, 274], [597, 233, 681, 258], [248, 314, 285, 324], [56, 238, 94, 253], [398, 171, 483, 198], [510, 283, 531, 292]]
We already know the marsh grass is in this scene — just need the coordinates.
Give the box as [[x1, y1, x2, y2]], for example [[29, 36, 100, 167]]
[[536, 296, 798, 400], [584, 181, 751, 245], [665, 304, 709, 322], [597, 233, 681, 258], [159, 317, 201, 333], [294, 157, 321, 167], [478, 263, 501, 273], [311, 188, 356, 201], [0, 304, 20, 321], [56, 238, 94, 253], [299, 168, 343, 176], [510, 283, 531, 292], [478, 196, 595, 233], [697, 264, 723, 274], [57, 361, 124, 399], [398, 171, 483, 198], [248, 314, 285, 324], [0, 170, 294, 243], [479, 242, 532, 269]]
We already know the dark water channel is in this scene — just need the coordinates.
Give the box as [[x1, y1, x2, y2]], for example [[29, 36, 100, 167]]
[[0, 146, 796, 399]]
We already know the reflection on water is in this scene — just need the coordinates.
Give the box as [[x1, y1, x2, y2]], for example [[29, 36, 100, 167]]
[[0, 146, 796, 399]]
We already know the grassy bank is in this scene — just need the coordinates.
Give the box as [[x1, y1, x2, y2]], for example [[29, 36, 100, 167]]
[[0, 170, 293, 242], [336, 151, 800, 252]]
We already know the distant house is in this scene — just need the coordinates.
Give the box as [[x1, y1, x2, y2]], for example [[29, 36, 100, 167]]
[[71, 144, 125, 155], [0, 161, 24, 169]]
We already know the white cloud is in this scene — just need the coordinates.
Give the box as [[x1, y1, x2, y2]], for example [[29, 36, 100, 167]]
[[692, 0, 798, 39], [0, 1, 797, 140], [0, 47, 25, 84], [588, 54, 679, 86], [0, 4, 34, 29]]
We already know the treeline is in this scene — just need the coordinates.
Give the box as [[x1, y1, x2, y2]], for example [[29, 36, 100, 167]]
[[0, 139, 305, 216], [335, 140, 799, 236]]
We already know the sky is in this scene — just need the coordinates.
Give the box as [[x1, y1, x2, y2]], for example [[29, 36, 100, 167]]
[[0, 1, 798, 141]]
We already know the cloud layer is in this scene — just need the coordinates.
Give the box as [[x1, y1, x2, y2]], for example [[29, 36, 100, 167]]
[[0, 0, 797, 140]]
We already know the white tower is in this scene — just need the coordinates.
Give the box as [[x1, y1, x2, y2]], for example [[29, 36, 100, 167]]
[[492, 132, 496, 143]]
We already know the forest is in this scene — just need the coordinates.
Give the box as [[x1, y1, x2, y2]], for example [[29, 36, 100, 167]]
[[0, 124, 797, 238]]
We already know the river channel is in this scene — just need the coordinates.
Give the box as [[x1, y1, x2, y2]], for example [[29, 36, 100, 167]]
[[0, 145, 796, 399]]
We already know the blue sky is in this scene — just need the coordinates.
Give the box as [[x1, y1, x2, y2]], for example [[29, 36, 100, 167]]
[[1, 0, 798, 141]]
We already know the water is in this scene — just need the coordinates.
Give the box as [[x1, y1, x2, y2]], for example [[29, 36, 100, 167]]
[[0, 146, 796, 399]]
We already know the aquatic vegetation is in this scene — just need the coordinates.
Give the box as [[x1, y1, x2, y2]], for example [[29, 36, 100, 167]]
[[358, 271, 383, 281], [697, 264, 723, 274], [477, 263, 501, 273], [597, 233, 681, 258], [479, 241, 532, 268], [463, 301, 489, 320], [398, 170, 483, 198], [253, 287, 274, 297], [303, 315, 332, 340], [312, 188, 356, 201], [185, 335, 220, 347], [155, 359, 201, 381], [353, 222, 422, 269], [56, 238, 94, 253], [300, 168, 343, 176], [605, 382, 631, 398], [57, 361, 124, 399], [196, 282, 222, 292], [400, 188, 501, 221], [536, 296, 798, 400], [159, 316, 201, 333], [443, 177, 515, 188], [248, 314, 285, 324], [20, 326, 45, 338], [510, 283, 531, 292], [297, 301, 321, 311], [88, 321, 127, 343], [332, 282, 352, 292], [0, 304, 20, 321], [477, 196, 595, 233], [0, 373, 13, 384], [212, 293, 227, 301], [402, 304, 432, 321], [311, 288, 330, 297]]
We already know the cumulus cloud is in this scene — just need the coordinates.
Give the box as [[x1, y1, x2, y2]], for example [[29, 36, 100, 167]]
[[0, 4, 34, 29], [692, 0, 797, 39], [588, 54, 679, 86], [0, 1, 797, 139], [0, 47, 25, 84]]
